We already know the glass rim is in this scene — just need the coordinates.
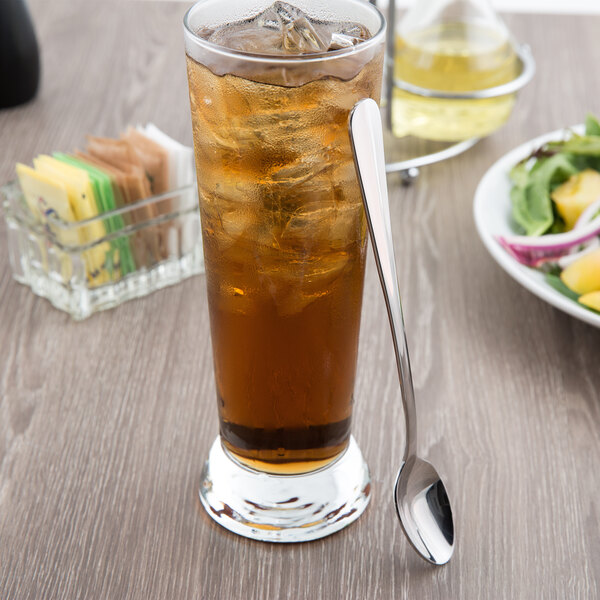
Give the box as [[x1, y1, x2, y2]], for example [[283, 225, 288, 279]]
[[183, 0, 386, 64]]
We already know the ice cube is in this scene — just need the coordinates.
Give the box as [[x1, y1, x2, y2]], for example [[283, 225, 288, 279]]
[[259, 2, 330, 53], [284, 16, 329, 53], [328, 23, 371, 50], [207, 2, 332, 55], [208, 26, 283, 54], [273, 251, 351, 316], [192, 2, 375, 85]]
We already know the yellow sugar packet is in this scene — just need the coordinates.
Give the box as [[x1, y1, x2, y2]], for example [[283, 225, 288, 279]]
[[33, 156, 112, 287], [16, 164, 80, 281], [34, 156, 99, 232], [16, 164, 78, 246]]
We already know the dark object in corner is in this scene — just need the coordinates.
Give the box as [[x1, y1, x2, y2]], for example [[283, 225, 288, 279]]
[[0, 0, 40, 109]]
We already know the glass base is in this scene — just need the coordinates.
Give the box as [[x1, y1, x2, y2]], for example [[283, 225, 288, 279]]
[[199, 435, 371, 542]]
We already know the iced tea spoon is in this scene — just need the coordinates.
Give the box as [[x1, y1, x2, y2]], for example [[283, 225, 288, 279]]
[[349, 98, 454, 566]]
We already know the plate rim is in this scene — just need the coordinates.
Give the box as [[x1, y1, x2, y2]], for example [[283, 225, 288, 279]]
[[473, 124, 600, 329]]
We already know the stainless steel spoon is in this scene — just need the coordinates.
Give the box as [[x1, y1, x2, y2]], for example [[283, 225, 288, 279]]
[[349, 98, 455, 566]]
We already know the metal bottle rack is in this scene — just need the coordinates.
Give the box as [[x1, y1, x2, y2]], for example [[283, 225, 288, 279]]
[[381, 0, 536, 182]]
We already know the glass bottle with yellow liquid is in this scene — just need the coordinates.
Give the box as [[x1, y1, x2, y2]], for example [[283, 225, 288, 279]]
[[392, 0, 520, 141]]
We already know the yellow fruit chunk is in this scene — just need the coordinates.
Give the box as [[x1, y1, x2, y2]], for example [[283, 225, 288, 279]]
[[561, 247, 600, 294], [579, 291, 600, 312], [551, 169, 600, 230]]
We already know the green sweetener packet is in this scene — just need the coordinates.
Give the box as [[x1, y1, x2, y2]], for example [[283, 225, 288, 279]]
[[54, 153, 137, 277]]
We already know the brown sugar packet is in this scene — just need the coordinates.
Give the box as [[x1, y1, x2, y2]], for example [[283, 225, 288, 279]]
[[73, 151, 127, 207], [75, 151, 133, 204], [122, 127, 172, 260], [122, 127, 170, 195], [75, 151, 152, 268], [86, 136, 151, 197], [87, 135, 145, 170], [85, 137, 162, 265]]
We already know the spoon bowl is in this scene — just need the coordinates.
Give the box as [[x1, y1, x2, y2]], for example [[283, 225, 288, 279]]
[[395, 456, 454, 565]]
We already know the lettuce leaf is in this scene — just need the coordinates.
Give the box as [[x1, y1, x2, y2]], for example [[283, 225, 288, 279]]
[[545, 273, 580, 301], [510, 153, 579, 236], [585, 114, 600, 136], [557, 135, 600, 156]]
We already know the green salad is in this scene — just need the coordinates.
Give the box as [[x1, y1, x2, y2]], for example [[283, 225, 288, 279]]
[[498, 114, 600, 314], [510, 114, 600, 236]]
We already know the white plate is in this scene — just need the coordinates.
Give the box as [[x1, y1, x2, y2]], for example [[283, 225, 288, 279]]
[[473, 124, 600, 329]]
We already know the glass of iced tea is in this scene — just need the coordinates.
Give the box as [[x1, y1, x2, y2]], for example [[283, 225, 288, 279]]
[[184, 0, 385, 542]]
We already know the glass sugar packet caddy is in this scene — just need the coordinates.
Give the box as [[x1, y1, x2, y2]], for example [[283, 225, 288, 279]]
[[1, 180, 204, 319]]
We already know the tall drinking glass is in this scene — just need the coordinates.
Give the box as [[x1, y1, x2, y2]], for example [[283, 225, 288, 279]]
[[184, 0, 385, 542]]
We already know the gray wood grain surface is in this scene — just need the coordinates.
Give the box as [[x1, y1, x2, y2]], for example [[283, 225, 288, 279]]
[[1, 2, 599, 599]]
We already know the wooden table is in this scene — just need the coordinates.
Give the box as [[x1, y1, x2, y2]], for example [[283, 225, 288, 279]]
[[1, 2, 599, 598]]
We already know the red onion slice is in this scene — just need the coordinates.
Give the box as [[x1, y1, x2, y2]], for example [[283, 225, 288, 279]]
[[497, 214, 600, 267], [558, 238, 600, 268]]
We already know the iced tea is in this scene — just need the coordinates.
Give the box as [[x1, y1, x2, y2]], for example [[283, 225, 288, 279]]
[[186, 2, 384, 473]]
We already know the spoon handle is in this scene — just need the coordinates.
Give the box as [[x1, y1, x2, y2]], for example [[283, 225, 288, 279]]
[[349, 98, 418, 462]]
